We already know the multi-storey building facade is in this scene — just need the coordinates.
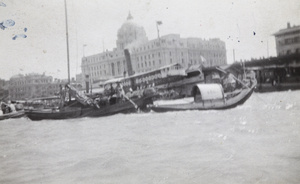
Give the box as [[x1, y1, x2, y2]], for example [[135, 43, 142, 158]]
[[8, 73, 67, 100], [81, 13, 227, 84], [0, 78, 8, 99], [274, 22, 300, 56]]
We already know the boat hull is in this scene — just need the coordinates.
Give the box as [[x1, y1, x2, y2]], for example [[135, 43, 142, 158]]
[[149, 85, 255, 112], [81, 95, 155, 117], [25, 95, 156, 120], [0, 110, 25, 121], [25, 108, 82, 121]]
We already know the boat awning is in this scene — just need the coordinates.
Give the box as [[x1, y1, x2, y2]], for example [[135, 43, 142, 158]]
[[104, 77, 124, 85], [91, 88, 104, 94], [167, 69, 187, 76], [193, 84, 224, 100], [27, 96, 60, 102]]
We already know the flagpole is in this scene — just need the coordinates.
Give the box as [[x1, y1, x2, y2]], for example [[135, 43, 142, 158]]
[[156, 23, 160, 39], [233, 49, 235, 63], [267, 39, 269, 58], [64, 0, 70, 84], [156, 21, 162, 39]]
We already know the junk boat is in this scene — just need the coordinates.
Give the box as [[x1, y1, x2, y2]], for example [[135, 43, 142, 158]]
[[148, 67, 257, 112], [25, 82, 157, 121]]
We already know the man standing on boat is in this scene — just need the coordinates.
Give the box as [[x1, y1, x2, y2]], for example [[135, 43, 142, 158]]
[[7, 101, 16, 112], [222, 73, 237, 92], [59, 84, 66, 110], [116, 83, 125, 102], [0, 101, 4, 115]]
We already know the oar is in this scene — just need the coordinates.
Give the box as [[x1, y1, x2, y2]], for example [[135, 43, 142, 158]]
[[216, 67, 270, 104], [123, 93, 139, 110], [120, 86, 139, 111]]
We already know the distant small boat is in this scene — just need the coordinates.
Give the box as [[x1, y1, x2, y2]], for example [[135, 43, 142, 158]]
[[0, 110, 25, 121], [148, 80, 256, 112]]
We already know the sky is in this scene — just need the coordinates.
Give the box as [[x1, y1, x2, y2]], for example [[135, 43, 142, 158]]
[[0, 0, 299, 80]]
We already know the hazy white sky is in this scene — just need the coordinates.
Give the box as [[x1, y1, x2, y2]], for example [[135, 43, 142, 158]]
[[0, 0, 299, 80]]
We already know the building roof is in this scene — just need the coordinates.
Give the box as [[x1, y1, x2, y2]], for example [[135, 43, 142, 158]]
[[10, 74, 24, 79], [234, 53, 300, 69], [273, 25, 300, 36]]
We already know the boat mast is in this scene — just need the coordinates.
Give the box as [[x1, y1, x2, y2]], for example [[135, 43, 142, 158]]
[[64, 0, 70, 84]]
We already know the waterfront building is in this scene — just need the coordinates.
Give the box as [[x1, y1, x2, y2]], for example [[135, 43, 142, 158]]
[[242, 53, 300, 92], [0, 78, 8, 99], [81, 13, 227, 85], [8, 73, 67, 100], [75, 73, 84, 88], [274, 22, 300, 56]]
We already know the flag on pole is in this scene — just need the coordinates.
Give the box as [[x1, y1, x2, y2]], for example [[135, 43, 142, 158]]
[[200, 56, 206, 62], [156, 21, 162, 25]]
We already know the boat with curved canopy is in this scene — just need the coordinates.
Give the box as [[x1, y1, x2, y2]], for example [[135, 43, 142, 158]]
[[148, 77, 257, 112]]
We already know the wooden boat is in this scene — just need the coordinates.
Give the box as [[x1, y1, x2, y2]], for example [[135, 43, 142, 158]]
[[25, 107, 82, 121], [25, 94, 156, 120], [81, 93, 156, 117], [148, 79, 257, 112], [0, 110, 25, 121], [25, 83, 158, 120], [23, 95, 82, 121], [79, 77, 158, 117]]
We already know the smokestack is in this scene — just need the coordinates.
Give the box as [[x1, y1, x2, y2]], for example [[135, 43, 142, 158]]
[[287, 22, 291, 28], [85, 75, 89, 93], [124, 49, 134, 76]]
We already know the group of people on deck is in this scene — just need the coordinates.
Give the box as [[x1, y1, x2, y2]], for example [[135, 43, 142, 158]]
[[102, 82, 126, 105], [0, 101, 23, 115]]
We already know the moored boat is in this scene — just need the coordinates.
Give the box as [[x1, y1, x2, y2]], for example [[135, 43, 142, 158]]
[[25, 82, 158, 120], [25, 107, 82, 121], [148, 73, 257, 112]]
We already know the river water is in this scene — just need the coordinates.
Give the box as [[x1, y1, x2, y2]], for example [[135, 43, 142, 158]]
[[0, 91, 299, 184]]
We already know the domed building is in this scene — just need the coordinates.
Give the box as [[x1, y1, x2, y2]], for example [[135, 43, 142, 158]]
[[80, 13, 227, 91], [116, 12, 148, 50]]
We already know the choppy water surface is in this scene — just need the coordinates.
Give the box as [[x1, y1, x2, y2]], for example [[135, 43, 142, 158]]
[[0, 91, 300, 184]]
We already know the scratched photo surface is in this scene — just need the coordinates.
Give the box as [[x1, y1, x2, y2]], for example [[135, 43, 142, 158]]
[[0, 0, 300, 184]]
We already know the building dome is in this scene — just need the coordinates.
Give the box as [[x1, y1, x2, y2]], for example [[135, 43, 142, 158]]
[[10, 74, 24, 80], [116, 12, 148, 50]]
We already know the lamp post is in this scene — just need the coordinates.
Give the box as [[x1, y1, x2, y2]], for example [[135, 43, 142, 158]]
[[156, 21, 162, 39]]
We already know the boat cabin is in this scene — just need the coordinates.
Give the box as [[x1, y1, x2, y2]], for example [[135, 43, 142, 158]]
[[191, 84, 225, 102]]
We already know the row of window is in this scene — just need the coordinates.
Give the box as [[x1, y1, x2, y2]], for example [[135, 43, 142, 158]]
[[279, 48, 300, 55], [10, 85, 61, 92], [284, 37, 300, 44], [84, 39, 226, 65], [137, 60, 161, 69], [83, 52, 125, 64], [129, 40, 175, 52], [85, 54, 226, 78], [10, 79, 53, 86]]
